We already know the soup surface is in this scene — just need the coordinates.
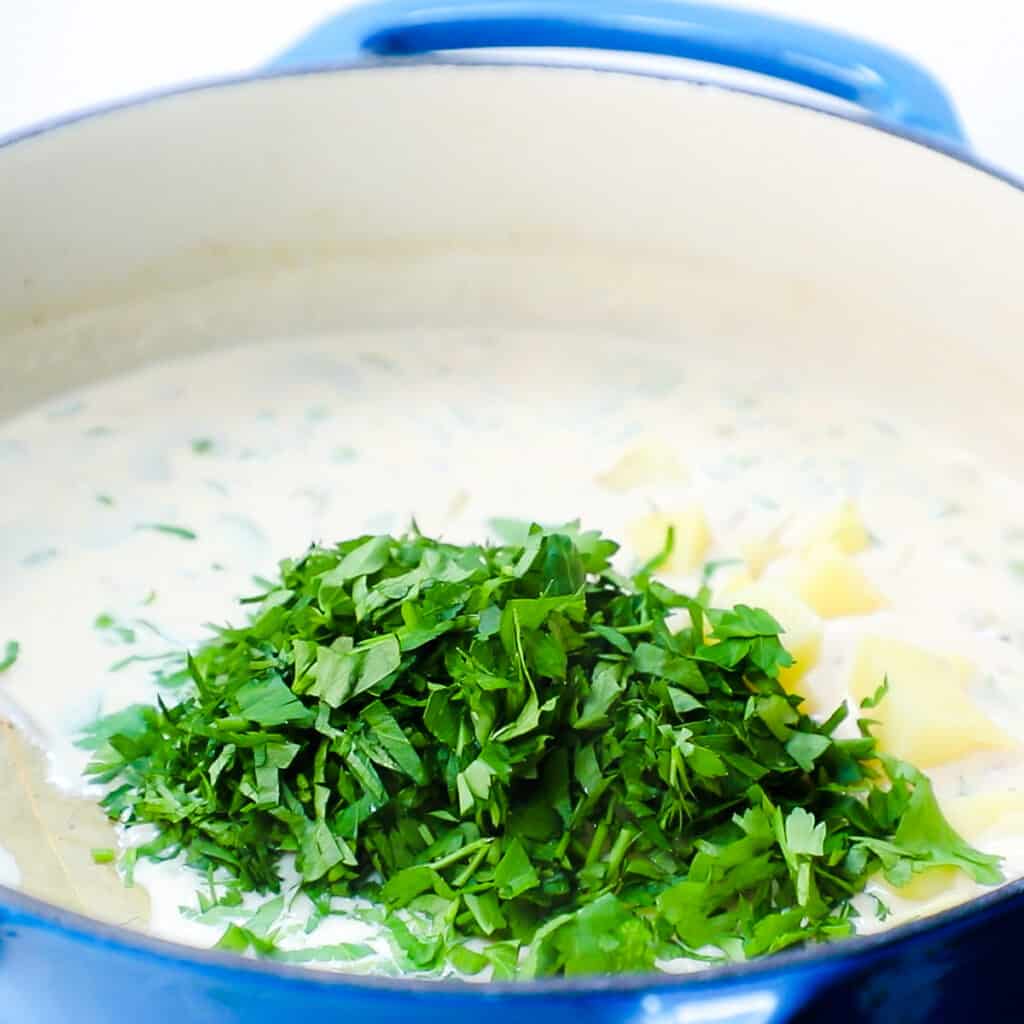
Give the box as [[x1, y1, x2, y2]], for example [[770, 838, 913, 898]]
[[2, 330, 1024, 973]]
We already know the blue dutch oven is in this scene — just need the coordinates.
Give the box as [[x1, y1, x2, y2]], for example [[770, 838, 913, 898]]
[[2, 2, 1024, 1022]]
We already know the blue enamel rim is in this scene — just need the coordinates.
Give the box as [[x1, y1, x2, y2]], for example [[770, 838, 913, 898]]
[[2, 52, 1024, 996], [4, 870, 1024, 995]]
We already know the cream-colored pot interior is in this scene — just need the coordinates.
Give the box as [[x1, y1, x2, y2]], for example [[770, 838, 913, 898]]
[[1, 65, 1022, 470]]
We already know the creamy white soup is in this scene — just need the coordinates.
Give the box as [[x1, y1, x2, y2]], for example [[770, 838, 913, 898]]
[[2, 329, 1024, 974]]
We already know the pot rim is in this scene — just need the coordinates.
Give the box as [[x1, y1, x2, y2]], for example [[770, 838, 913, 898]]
[[4, 872, 1024, 995], [2, 53, 1022, 197]]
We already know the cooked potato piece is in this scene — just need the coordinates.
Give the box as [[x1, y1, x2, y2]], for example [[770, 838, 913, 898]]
[[870, 864, 980, 925], [849, 635, 1016, 767], [628, 506, 710, 574], [944, 791, 1024, 840], [726, 581, 823, 705], [883, 867, 960, 902], [791, 542, 885, 618], [596, 440, 686, 492], [740, 533, 787, 578], [804, 500, 871, 555], [716, 565, 756, 596]]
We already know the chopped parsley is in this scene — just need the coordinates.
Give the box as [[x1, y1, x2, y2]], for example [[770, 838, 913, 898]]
[[0, 640, 19, 674], [22, 547, 58, 567], [94, 613, 137, 645], [85, 524, 1001, 976], [136, 523, 197, 541]]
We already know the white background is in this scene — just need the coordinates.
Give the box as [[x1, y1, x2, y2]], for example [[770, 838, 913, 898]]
[[2, 0, 1023, 175]]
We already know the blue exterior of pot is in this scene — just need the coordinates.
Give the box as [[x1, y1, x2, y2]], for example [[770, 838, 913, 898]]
[[2, 3, 1022, 1021], [4, 874, 1024, 1022]]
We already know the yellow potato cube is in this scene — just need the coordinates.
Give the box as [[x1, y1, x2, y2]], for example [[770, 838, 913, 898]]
[[725, 581, 823, 705], [716, 566, 756, 598], [791, 542, 885, 618], [943, 791, 1024, 841], [804, 500, 871, 555], [627, 506, 710, 575], [740, 533, 787, 578], [596, 440, 686, 492], [849, 635, 1016, 767], [882, 867, 959, 902]]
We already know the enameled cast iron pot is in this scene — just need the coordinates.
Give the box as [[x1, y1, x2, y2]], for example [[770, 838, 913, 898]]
[[2, 3, 1024, 1021]]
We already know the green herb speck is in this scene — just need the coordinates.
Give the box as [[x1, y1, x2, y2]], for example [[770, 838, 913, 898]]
[[94, 613, 136, 645], [137, 523, 197, 541], [22, 547, 58, 567], [0, 640, 19, 674]]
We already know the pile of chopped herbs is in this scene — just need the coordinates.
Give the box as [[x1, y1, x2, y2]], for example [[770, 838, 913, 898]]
[[85, 523, 1002, 977]]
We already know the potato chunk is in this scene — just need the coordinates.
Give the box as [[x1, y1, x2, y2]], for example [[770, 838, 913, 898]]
[[884, 867, 959, 902], [944, 791, 1024, 841], [740, 533, 787, 578], [716, 565, 755, 596], [627, 506, 710, 575], [596, 440, 686, 492], [849, 635, 1015, 767], [725, 581, 822, 705], [803, 500, 871, 555], [791, 542, 885, 618]]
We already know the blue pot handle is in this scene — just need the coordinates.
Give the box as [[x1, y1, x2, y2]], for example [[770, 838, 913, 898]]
[[269, 0, 966, 148]]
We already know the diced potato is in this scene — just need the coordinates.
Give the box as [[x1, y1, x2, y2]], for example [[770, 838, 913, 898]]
[[716, 565, 756, 597], [944, 791, 1024, 840], [740, 533, 787, 578], [790, 542, 885, 618], [725, 581, 823, 706], [849, 635, 1016, 767], [596, 440, 686, 492], [882, 867, 959, 902], [627, 506, 710, 575], [873, 872, 975, 925], [803, 500, 871, 555]]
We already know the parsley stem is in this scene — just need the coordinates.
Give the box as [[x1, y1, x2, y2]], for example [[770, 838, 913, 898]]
[[583, 820, 610, 868], [553, 828, 574, 862], [606, 826, 638, 882], [814, 867, 858, 896], [425, 838, 493, 873], [452, 843, 492, 887], [584, 799, 618, 868], [580, 621, 653, 640]]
